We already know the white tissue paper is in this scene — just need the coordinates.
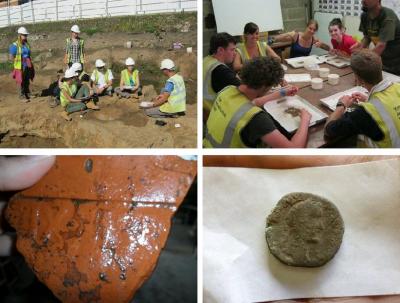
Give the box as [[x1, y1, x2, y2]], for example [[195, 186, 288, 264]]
[[203, 159, 400, 303]]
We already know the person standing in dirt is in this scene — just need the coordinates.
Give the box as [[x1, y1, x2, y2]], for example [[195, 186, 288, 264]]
[[145, 59, 186, 118], [60, 69, 99, 121], [115, 57, 141, 99], [64, 25, 85, 69], [9, 27, 34, 102]]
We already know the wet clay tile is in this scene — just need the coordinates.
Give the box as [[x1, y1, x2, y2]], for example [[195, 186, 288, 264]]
[[5, 156, 197, 303]]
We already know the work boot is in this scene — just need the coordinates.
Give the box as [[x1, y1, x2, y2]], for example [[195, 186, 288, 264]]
[[86, 101, 100, 110], [60, 111, 72, 121]]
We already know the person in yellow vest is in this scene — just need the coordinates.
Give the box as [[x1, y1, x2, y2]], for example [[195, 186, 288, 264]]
[[91, 59, 114, 96], [70, 62, 93, 100], [204, 57, 311, 148], [115, 57, 141, 99], [60, 68, 99, 121], [325, 49, 400, 147], [233, 22, 281, 73], [64, 25, 85, 69], [9, 27, 34, 101], [145, 59, 186, 118], [203, 32, 240, 121]]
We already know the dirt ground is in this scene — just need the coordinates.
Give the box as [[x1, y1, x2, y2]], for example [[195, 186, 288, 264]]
[[0, 26, 197, 148]]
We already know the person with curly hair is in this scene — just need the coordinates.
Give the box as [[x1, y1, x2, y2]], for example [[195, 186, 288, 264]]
[[204, 57, 311, 148]]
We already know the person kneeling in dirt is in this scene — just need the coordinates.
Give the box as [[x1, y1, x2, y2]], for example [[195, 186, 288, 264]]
[[70, 62, 94, 98], [115, 57, 142, 99], [60, 69, 99, 121], [144, 59, 186, 118], [91, 59, 114, 97]]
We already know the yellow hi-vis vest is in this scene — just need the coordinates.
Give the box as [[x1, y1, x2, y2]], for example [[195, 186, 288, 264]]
[[203, 85, 262, 148], [203, 55, 225, 112], [160, 73, 186, 113], [236, 41, 267, 63], [93, 69, 112, 85], [66, 38, 84, 64], [121, 69, 139, 87], [358, 82, 400, 148], [60, 82, 74, 107], [13, 41, 30, 70]]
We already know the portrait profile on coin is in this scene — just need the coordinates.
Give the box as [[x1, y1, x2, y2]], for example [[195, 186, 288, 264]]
[[265, 192, 344, 267]]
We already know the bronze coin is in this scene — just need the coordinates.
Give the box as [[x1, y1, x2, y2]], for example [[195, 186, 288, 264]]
[[266, 192, 344, 267]]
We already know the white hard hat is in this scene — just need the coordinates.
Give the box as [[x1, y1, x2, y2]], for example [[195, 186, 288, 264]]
[[95, 59, 106, 68], [17, 27, 29, 35], [125, 57, 135, 66], [160, 59, 175, 70], [71, 25, 80, 33], [64, 68, 76, 79], [70, 62, 82, 72]]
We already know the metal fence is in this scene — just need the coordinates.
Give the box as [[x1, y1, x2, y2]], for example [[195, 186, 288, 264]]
[[0, 0, 197, 28]]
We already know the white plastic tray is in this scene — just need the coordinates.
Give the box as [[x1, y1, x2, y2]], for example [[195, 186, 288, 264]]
[[320, 86, 368, 111], [263, 95, 328, 133]]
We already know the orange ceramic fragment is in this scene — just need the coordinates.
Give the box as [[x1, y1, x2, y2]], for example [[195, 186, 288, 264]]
[[5, 156, 197, 303]]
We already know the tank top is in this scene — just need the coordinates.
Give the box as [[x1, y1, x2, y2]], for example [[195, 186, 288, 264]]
[[289, 33, 314, 58]]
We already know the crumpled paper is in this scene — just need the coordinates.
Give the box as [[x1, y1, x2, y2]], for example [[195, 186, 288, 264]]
[[203, 159, 400, 303]]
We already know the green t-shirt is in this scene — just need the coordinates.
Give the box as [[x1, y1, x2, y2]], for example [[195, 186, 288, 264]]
[[359, 6, 400, 74]]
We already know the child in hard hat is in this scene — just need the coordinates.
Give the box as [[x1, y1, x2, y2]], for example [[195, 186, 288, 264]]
[[64, 25, 85, 69], [144, 59, 186, 118], [115, 57, 141, 99], [9, 27, 34, 101], [91, 59, 114, 96], [60, 68, 99, 121]]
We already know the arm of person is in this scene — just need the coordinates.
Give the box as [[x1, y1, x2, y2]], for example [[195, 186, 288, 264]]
[[252, 86, 298, 107], [372, 18, 396, 55], [232, 50, 243, 72], [314, 38, 331, 51], [373, 41, 387, 55], [81, 40, 85, 63], [153, 92, 169, 106], [9, 44, 17, 62], [119, 77, 124, 90], [324, 95, 357, 140], [273, 31, 296, 43], [211, 65, 241, 93], [265, 44, 281, 62], [261, 109, 311, 148], [350, 36, 371, 52], [105, 73, 113, 87], [133, 74, 140, 91], [62, 89, 82, 103], [333, 49, 351, 58]]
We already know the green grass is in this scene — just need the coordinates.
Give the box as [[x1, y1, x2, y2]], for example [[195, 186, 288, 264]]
[[0, 12, 196, 39]]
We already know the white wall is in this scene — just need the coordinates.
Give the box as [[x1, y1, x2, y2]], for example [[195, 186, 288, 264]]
[[0, 0, 197, 28], [211, 0, 283, 36]]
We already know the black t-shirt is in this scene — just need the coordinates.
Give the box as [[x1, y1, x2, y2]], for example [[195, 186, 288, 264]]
[[211, 64, 241, 93], [325, 106, 384, 142], [241, 111, 277, 147]]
